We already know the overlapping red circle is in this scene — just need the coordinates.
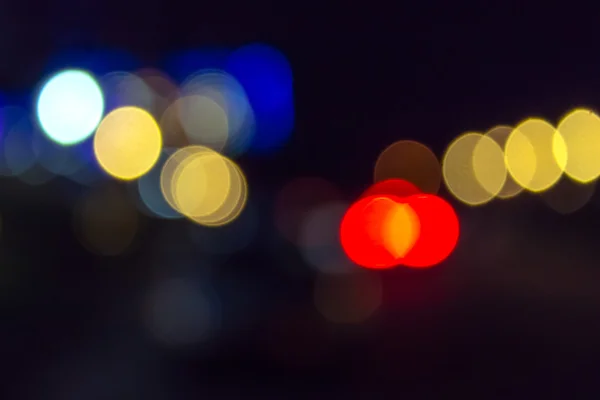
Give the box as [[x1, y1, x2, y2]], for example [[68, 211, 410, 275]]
[[340, 179, 459, 269]]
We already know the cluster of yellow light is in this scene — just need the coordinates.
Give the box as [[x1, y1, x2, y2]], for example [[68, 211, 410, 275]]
[[160, 145, 248, 227], [441, 109, 600, 208], [87, 67, 251, 229]]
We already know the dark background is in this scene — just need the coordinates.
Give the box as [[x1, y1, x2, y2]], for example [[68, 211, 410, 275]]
[[2, 1, 600, 398]]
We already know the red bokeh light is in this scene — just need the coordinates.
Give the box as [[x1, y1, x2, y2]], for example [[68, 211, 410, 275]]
[[340, 182, 460, 270], [401, 194, 459, 268], [339, 195, 404, 269]]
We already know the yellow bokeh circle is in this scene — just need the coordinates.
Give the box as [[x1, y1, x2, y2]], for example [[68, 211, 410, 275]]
[[160, 145, 248, 226], [442, 132, 506, 206], [505, 118, 567, 193], [94, 106, 163, 180], [484, 125, 524, 199], [556, 108, 600, 184]]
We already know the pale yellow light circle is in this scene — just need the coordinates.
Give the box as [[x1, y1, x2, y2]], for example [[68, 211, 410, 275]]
[[159, 146, 212, 213], [505, 118, 566, 193], [442, 132, 503, 206], [94, 106, 162, 180], [177, 95, 229, 152], [196, 160, 248, 226], [174, 151, 232, 219], [556, 109, 600, 184], [472, 135, 507, 197], [484, 125, 524, 199], [160, 145, 248, 227]]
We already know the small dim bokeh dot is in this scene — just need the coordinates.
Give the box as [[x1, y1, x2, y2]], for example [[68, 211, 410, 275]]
[[73, 183, 141, 256], [374, 140, 441, 194], [313, 270, 382, 324]]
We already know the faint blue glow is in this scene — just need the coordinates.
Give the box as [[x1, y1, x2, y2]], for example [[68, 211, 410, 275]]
[[43, 48, 140, 76], [137, 150, 182, 219], [226, 43, 294, 153], [63, 138, 108, 186], [188, 199, 258, 255], [5, 116, 36, 176], [32, 131, 86, 176], [164, 47, 230, 83], [36, 69, 104, 146], [0, 106, 18, 176], [100, 71, 153, 113], [145, 278, 219, 347]]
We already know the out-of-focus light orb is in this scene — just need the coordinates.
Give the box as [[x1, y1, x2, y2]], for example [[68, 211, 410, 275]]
[[374, 140, 441, 194], [400, 194, 459, 268], [274, 177, 343, 245], [226, 43, 294, 154], [94, 106, 162, 180], [484, 125, 524, 199], [101, 71, 153, 112], [160, 145, 248, 226], [505, 118, 567, 193], [340, 194, 411, 269], [313, 271, 382, 324], [382, 201, 421, 259], [541, 175, 596, 214], [36, 69, 104, 146], [177, 95, 229, 151], [556, 109, 600, 184], [299, 201, 358, 275], [180, 70, 255, 157], [135, 68, 179, 118], [472, 134, 507, 196], [73, 184, 140, 256], [443, 133, 506, 205], [32, 131, 86, 177], [145, 277, 217, 347]]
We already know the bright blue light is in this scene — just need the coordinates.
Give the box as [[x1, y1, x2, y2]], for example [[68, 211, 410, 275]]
[[226, 43, 295, 154], [36, 69, 105, 146]]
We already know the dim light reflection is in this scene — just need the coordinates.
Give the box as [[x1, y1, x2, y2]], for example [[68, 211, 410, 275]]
[[374, 140, 441, 194]]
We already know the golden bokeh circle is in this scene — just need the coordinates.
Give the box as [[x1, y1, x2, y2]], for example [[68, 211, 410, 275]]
[[94, 106, 162, 180], [160, 145, 248, 226], [442, 132, 506, 206], [556, 108, 600, 184], [484, 125, 524, 199], [505, 118, 566, 193]]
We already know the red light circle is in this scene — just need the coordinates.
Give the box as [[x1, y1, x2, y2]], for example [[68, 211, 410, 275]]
[[340, 195, 404, 269], [401, 194, 459, 268]]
